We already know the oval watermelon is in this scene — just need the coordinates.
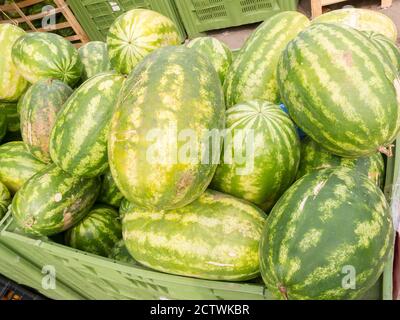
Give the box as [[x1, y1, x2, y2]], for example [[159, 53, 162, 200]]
[[108, 239, 137, 264], [65, 204, 122, 257], [0, 24, 28, 102], [108, 46, 225, 210], [78, 41, 112, 81], [98, 168, 124, 208], [0, 181, 11, 220], [123, 189, 267, 281], [19, 79, 73, 163], [312, 8, 398, 42], [50, 72, 125, 178], [211, 100, 300, 211], [367, 31, 400, 72], [278, 23, 400, 157], [12, 163, 101, 236], [259, 167, 394, 300], [297, 137, 385, 188], [224, 11, 309, 107], [187, 36, 232, 84], [107, 9, 181, 75], [0, 141, 47, 194], [11, 32, 83, 86]]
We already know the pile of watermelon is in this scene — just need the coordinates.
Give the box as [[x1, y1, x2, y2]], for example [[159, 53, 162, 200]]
[[0, 7, 399, 300]]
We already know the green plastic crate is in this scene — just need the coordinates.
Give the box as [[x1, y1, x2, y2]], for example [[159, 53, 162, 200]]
[[66, 0, 186, 42], [175, 0, 299, 38]]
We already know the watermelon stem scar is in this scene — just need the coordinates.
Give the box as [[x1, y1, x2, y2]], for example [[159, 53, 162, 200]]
[[378, 144, 394, 157], [278, 285, 289, 300]]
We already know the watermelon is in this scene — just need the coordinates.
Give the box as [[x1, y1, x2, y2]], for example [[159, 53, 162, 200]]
[[65, 204, 122, 257], [123, 189, 266, 281], [12, 163, 101, 236], [1, 102, 20, 132], [107, 9, 181, 75], [259, 167, 394, 300], [0, 141, 46, 193], [211, 100, 300, 212], [278, 23, 400, 158], [78, 41, 112, 81], [187, 37, 232, 84], [108, 46, 225, 210], [19, 79, 73, 163], [98, 168, 124, 208], [224, 12, 309, 107], [108, 239, 137, 264], [0, 181, 11, 220], [11, 32, 83, 86], [0, 24, 28, 102], [297, 137, 385, 188], [50, 72, 125, 178], [367, 32, 400, 72], [312, 8, 398, 42], [0, 107, 6, 142]]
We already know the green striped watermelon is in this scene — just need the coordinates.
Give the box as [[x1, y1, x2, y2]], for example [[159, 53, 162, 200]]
[[260, 167, 394, 300], [0, 141, 46, 194], [11, 32, 83, 87], [297, 137, 385, 188], [0, 24, 28, 102], [312, 8, 398, 42], [109, 46, 225, 210], [19, 79, 73, 163], [211, 100, 300, 211], [108, 239, 137, 264], [224, 12, 309, 107], [12, 163, 101, 236], [98, 168, 124, 208], [0, 108, 6, 142], [50, 72, 125, 178], [278, 23, 400, 157], [1, 102, 20, 133], [0, 181, 11, 220], [367, 32, 400, 72], [107, 9, 181, 75], [78, 41, 112, 81], [187, 37, 232, 84], [65, 204, 122, 257], [123, 189, 266, 280]]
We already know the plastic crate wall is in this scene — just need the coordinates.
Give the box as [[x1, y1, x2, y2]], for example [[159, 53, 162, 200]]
[[66, 0, 186, 42], [174, 0, 299, 38]]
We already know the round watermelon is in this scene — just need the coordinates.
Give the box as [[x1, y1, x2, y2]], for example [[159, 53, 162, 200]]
[[0, 181, 11, 220], [107, 9, 181, 75], [312, 8, 398, 42], [108, 239, 137, 264], [12, 163, 101, 236], [297, 137, 385, 188], [0, 141, 47, 194], [367, 31, 400, 72], [260, 167, 394, 300], [11, 32, 83, 86], [123, 189, 266, 281], [108, 46, 225, 210], [98, 168, 124, 208], [78, 41, 112, 81], [65, 204, 122, 257], [187, 36, 232, 84], [50, 72, 125, 178], [211, 100, 300, 212], [0, 24, 28, 102], [278, 23, 400, 157], [224, 11, 309, 107], [19, 79, 73, 163]]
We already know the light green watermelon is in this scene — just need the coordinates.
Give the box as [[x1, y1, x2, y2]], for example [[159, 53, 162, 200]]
[[108, 239, 137, 264], [0, 24, 28, 102], [12, 163, 101, 236], [0, 141, 47, 194], [108, 46, 225, 210], [123, 189, 266, 281], [78, 41, 112, 81], [211, 100, 300, 211], [50, 72, 125, 178], [11, 32, 83, 86], [260, 167, 394, 300], [65, 204, 122, 257], [224, 12, 309, 107], [278, 23, 400, 157], [107, 9, 181, 75], [19, 79, 73, 163], [98, 168, 124, 208], [0, 181, 11, 220], [187, 36, 232, 84]]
